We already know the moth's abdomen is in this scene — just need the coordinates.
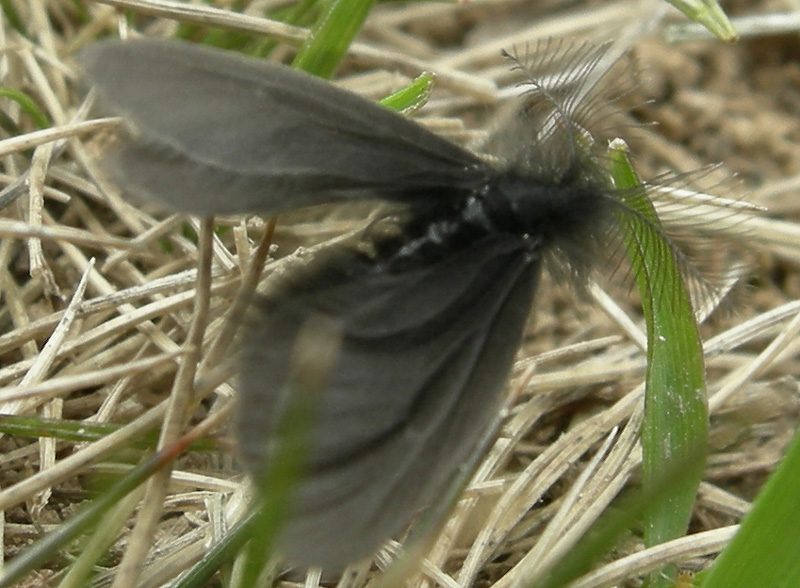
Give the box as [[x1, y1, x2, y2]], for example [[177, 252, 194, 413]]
[[378, 170, 616, 280]]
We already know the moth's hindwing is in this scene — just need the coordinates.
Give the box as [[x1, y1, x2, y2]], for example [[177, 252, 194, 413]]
[[237, 234, 540, 568]]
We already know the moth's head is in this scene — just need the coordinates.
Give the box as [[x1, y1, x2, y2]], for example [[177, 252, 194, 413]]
[[488, 169, 616, 247], [484, 41, 749, 317]]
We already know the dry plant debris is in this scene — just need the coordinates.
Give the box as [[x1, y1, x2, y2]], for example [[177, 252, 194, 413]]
[[1, 0, 799, 587]]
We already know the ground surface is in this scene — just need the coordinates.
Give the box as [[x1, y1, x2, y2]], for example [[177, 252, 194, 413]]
[[1, 1, 799, 587]]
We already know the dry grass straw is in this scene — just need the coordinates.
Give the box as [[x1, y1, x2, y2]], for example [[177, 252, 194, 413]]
[[1, 0, 800, 587]]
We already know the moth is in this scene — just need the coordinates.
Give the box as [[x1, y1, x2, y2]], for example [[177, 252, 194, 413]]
[[80, 39, 658, 569]]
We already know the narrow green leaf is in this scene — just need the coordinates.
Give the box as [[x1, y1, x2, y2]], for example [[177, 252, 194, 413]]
[[0, 413, 216, 451], [0, 87, 50, 128], [702, 419, 800, 588], [379, 72, 435, 114], [291, 0, 376, 78], [167, 509, 260, 588], [57, 489, 143, 588], [664, 0, 738, 42], [0, 0, 28, 37], [609, 140, 708, 587], [235, 315, 342, 587], [0, 443, 184, 588], [248, 0, 321, 58], [534, 143, 711, 588]]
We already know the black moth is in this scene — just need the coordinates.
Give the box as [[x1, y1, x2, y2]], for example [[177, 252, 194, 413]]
[[81, 39, 645, 569]]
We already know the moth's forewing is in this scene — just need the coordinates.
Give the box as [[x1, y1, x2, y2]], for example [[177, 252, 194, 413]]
[[238, 235, 540, 568], [78, 39, 488, 215]]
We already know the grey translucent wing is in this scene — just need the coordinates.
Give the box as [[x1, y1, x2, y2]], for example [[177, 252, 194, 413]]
[[238, 235, 540, 569], [78, 39, 489, 215]]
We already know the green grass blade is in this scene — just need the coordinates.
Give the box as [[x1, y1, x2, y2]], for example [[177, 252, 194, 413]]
[[291, 0, 376, 77], [702, 424, 800, 588], [168, 509, 261, 588], [0, 0, 28, 38], [609, 141, 708, 587], [379, 72, 435, 113], [56, 489, 143, 588], [0, 440, 188, 588], [233, 315, 342, 587], [0, 413, 216, 451], [663, 0, 737, 42], [0, 87, 50, 128]]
